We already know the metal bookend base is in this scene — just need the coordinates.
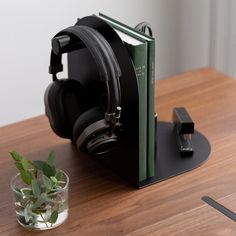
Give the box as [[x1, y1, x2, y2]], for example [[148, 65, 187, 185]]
[[139, 121, 211, 188]]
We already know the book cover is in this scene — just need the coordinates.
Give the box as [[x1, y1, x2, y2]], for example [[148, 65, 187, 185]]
[[125, 42, 148, 181], [99, 13, 155, 178], [102, 26, 148, 181]]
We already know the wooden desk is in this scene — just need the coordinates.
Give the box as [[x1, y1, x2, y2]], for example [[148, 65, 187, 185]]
[[1, 68, 236, 235]]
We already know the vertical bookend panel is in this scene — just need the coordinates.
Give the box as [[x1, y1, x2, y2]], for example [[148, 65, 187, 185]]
[[68, 16, 140, 187]]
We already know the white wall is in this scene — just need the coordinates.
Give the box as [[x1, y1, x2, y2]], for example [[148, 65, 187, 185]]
[[0, 0, 159, 126], [209, 0, 236, 77], [173, 0, 236, 77], [175, 0, 211, 74], [1, 0, 235, 126]]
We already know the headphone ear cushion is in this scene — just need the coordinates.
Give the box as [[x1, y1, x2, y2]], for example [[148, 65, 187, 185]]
[[44, 79, 87, 138], [72, 106, 104, 142]]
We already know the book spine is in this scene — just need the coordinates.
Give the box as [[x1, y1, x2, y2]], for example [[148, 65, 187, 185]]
[[147, 40, 155, 177], [125, 43, 148, 181]]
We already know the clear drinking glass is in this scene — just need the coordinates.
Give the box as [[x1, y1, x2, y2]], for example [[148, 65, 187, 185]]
[[10, 170, 69, 230]]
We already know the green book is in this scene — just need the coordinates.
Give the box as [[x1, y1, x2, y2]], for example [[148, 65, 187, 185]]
[[125, 42, 148, 181], [98, 13, 156, 179], [98, 15, 148, 181]]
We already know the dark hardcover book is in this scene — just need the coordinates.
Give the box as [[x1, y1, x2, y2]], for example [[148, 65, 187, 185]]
[[125, 41, 148, 181], [99, 13, 156, 178]]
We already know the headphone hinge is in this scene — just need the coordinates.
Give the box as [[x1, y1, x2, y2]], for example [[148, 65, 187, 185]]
[[52, 74, 58, 81], [105, 106, 121, 122], [105, 107, 122, 135]]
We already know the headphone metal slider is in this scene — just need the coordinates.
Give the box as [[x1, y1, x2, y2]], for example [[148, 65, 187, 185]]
[[105, 106, 122, 122], [105, 112, 115, 122], [115, 106, 122, 119]]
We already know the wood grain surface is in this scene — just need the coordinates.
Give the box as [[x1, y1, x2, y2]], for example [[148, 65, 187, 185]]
[[1, 68, 236, 235]]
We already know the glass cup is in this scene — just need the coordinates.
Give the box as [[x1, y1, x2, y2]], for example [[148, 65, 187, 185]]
[[10, 170, 69, 230]]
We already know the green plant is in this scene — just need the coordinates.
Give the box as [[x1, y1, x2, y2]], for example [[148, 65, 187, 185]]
[[10, 151, 67, 228]]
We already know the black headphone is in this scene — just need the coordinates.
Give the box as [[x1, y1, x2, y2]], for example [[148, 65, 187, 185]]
[[44, 25, 123, 155]]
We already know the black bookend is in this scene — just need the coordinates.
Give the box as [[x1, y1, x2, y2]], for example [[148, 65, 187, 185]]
[[67, 15, 211, 188]]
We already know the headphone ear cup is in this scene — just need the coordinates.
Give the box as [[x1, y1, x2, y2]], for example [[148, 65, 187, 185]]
[[44, 79, 87, 139], [72, 106, 104, 143], [73, 106, 121, 155]]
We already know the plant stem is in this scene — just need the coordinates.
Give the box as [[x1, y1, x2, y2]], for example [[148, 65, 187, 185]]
[[39, 212, 49, 228]]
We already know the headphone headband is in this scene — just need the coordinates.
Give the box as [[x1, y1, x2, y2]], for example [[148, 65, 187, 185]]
[[49, 25, 122, 114], [49, 51, 63, 76]]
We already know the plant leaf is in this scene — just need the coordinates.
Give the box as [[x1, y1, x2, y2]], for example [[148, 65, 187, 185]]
[[20, 170, 32, 185], [40, 195, 55, 203], [33, 160, 45, 170], [21, 188, 33, 196], [49, 210, 58, 224], [15, 188, 21, 193], [44, 208, 52, 221], [21, 157, 29, 170], [43, 175, 52, 190], [24, 202, 33, 223], [50, 176, 58, 184], [32, 196, 44, 210], [55, 170, 63, 181], [24, 205, 31, 223], [42, 163, 56, 177], [47, 151, 55, 167], [31, 179, 41, 196], [15, 162, 24, 171], [9, 150, 23, 161]]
